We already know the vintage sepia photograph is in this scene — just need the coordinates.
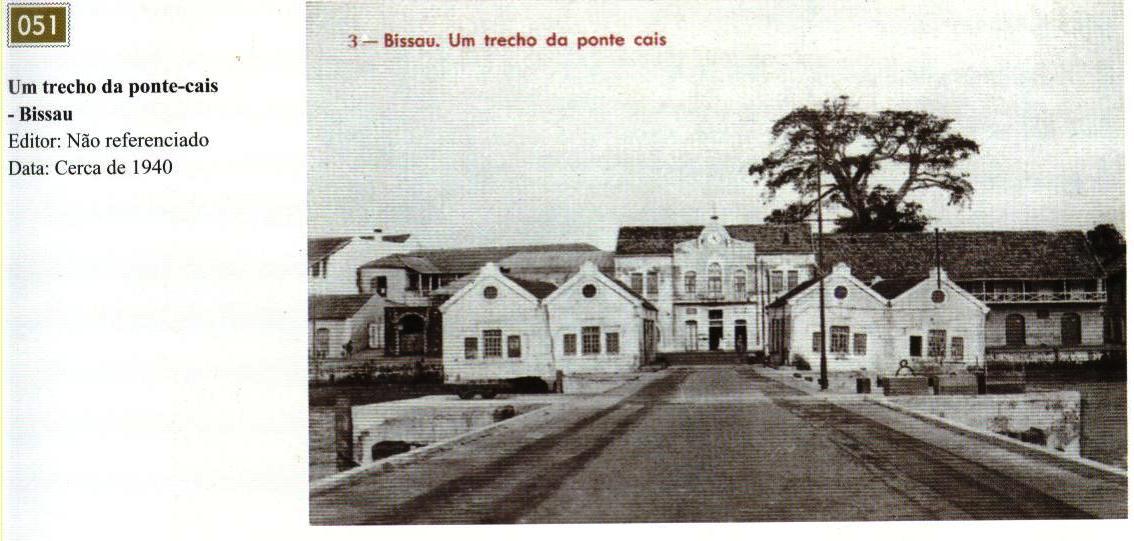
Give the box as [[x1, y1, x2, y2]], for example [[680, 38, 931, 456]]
[[306, 0, 1126, 524]]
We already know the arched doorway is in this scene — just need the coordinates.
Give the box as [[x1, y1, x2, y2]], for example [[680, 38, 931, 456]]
[[1005, 314, 1026, 346], [396, 313, 426, 355], [1061, 313, 1082, 346]]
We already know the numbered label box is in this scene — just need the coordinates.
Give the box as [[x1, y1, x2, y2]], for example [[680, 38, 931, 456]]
[[7, 3, 69, 46]]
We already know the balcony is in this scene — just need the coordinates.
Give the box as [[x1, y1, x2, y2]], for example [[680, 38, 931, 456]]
[[971, 290, 1107, 303], [674, 290, 755, 303]]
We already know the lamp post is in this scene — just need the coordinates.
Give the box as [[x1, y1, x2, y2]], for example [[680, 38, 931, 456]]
[[816, 161, 829, 391]]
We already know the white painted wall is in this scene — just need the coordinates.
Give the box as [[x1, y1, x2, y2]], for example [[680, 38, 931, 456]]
[[613, 255, 674, 349], [309, 237, 405, 295], [440, 269, 555, 383], [887, 274, 988, 374], [782, 268, 891, 373], [545, 268, 656, 374]]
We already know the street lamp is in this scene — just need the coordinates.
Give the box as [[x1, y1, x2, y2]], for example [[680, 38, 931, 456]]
[[816, 161, 829, 391]]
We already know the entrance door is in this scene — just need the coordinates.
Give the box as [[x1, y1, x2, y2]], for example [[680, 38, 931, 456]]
[[734, 320, 747, 352], [397, 314, 426, 355], [685, 320, 698, 351], [709, 325, 723, 351]]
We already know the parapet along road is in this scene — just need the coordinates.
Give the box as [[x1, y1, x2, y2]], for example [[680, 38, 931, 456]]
[[310, 366, 1126, 524]]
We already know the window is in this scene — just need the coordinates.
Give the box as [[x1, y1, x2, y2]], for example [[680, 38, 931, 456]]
[[928, 330, 947, 358], [507, 335, 522, 358], [563, 333, 577, 355], [646, 272, 658, 296], [812, 332, 822, 353], [909, 336, 923, 357], [1005, 314, 1026, 346], [833, 286, 848, 299], [582, 326, 601, 354], [483, 330, 502, 357], [582, 284, 596, 298], [734, 270, 746, 294], [483, 286, 498, 299], [771, 271, 784, 292], [1061, 313, 1082, 346], [630, 273, 644, 293], [464, 337, 478, 359], [314, 328, 330, 358], [684, 271, 697, 294], [787, 270, 799, 289], [707, 263, 722, 295], [310, 259, 326, 278], [606, 332, 620, 354], [368, 322, 382, 349], [951, 336, 964, 361], [830, 326, 850, 354], [371, 276, 388, 296], [854, 333, 867, 355], [1037, 309, 1050, 319]]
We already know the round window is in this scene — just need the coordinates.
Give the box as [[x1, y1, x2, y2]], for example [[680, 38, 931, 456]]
[[833, 286, 848, 299], [582, 284, 597, 298], [483, 286, 498, 299], [931, 289, 945, 303]]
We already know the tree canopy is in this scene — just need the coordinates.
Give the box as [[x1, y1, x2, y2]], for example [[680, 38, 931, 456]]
[[750, 96, 979, 232], [1087, 223, 1125, 265]]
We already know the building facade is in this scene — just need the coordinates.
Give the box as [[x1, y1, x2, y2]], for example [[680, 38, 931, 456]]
[[614, 218, 814, 353], [308, 233, 410, 295]]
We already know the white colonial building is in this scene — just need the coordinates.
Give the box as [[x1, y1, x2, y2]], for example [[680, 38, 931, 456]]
[[768, 263, 989, 375], [439, 262, 658, 385], [308, 232, 411, 295], [614, 217, 815, 353]]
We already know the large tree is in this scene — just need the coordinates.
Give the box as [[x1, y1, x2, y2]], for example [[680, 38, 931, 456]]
[[749, 96, 980, 232]]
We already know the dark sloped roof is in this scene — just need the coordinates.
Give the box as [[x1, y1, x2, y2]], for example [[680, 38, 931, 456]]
[[509, 277, 558, 299], [821, 231, 1103, 281], [767, 276, 821, 308], [869, 278, 924, 300], [499, 251, 614, 273], [308, 237, 352, 265], [309, 294, 374, 320], [361, 243, 600, 274], [367, 254, 442, 274], [615, 223, 813, 255]]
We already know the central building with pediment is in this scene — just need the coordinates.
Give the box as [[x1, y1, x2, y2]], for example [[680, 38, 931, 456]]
[[613, 217, 817, 354]]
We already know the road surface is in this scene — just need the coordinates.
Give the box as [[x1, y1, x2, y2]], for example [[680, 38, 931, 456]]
[[311, 366, 1126, 524]]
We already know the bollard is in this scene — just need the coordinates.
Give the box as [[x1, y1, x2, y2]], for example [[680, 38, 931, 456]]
[[333, 397, 356, 471]]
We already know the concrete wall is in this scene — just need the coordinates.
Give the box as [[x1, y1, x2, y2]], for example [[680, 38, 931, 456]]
[[546, 274, 655, 374], [887, 391, 1082, 455], [985, 305, 1105, 349], [441, 273, 555, 383]]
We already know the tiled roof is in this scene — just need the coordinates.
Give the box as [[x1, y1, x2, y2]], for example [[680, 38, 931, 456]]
[[308, 237, 352, 265], [615, 223, 813, 255], [361, 243, 600, 274], [309, 294, 374, 320], [820, 231, 1103, 281], [509, 277, 558, 299], [767, 276, 821, 308]]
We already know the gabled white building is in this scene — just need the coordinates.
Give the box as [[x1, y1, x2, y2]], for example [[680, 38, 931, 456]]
[[544, 261, 658, 374], [308, 233, 410, 295], [767, 263, 989, 376], [439, 261, 659, 385]]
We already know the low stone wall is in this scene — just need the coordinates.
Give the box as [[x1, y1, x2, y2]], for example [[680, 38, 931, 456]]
[[562, 372, 640, 395], [350, 398, 549, 466], [887, 391, 1081, 455]]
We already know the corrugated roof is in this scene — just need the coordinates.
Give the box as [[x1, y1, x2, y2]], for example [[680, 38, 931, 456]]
[[499, 251, 614, 273], [308, 237, 352, 265], [361, 243, 600, 274], [309, 294, 374, 320], [821, 231, 1103, 281], [615, 223, 813, 255]]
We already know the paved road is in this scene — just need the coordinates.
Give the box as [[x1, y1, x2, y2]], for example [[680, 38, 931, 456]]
[[311, 366, 1125, 524]]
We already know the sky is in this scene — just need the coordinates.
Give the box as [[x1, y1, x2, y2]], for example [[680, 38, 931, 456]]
[[307, 0, 1124, 251]]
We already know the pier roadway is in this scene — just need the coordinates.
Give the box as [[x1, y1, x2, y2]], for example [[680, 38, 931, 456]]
[[310, 366, 1126, 524]]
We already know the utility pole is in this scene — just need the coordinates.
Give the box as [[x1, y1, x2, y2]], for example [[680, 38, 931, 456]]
[[816, 161, 829, 391]]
